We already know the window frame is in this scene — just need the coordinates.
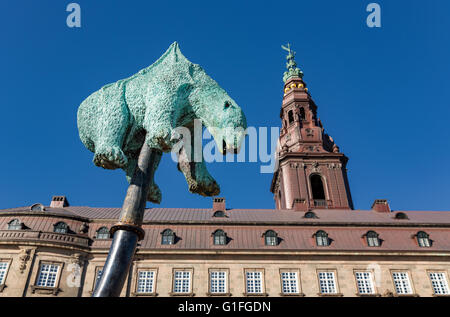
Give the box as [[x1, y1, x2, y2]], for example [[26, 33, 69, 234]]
[[53, 222, 69, 234], [161, 229, 175, 245], [243, 268, 267, 296], [279, 269, 303, 296], [366, 231, 381, 247], [316, 269, 342, 296], [212, 229, 227, 246], [0, 258, 12, 292], [171, 268, 194, 296], [353, 270, 378, 296], [207, 268, 230, 296], [427, 270, 450, 296], [390, 270, 416, 296], [31, 260, 64, 295], [91, 266, 104, 293], [95, 227, 110, 239], [315, 230, 330, 247], [263, 230, 278, 246], [416, 231, 431, 248], [7, 219, 23, 230], [134, 268, 158, 296]]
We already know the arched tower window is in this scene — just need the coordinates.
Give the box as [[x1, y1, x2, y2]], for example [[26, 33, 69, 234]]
[[417, 231, 431, 247], [315, 230, 330, 246], [299, 107, 306, 121], [96, 227, 110, 239], [8, 219, 22, 230], [213, 229, 227, 245], [54, 222, 68, 234], [310, 174, 326, 200], [161, 229, 175, 245], [263, 230, 278, 246], [366, 231, 380, 247], [288, 110, 294, 124]]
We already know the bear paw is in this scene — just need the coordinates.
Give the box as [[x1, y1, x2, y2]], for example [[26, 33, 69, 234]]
[[188, 177, 220, 197], [147, 183, 162, 204], [93, 146, 128, 170]]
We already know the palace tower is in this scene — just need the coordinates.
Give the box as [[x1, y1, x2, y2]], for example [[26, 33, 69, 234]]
[[271, 45, 353, 211]]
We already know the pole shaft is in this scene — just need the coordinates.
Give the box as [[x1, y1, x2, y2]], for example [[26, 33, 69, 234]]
[[92, 143, 160, 297]]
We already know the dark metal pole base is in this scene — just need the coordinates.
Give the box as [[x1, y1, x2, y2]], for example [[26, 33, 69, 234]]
[[92, 230, 139, 297]]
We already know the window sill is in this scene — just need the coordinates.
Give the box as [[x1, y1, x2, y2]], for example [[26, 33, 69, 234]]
[[433, 294, 450, 297], [206, 292, 232, 297], [131, 292, 158, 297], [394, 294, 419, 297], [243, 293, 269, 297], [280, 293, 305, 297], [356, 293, 381, 297], [317, 293, 344, 297], [30, 285, 60, 295], [169, 292, 195, 297]]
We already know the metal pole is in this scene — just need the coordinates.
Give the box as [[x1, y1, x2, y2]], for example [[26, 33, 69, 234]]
[[92, 143, 160, 297]]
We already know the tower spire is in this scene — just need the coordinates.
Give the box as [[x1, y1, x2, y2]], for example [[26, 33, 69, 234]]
[[282, 44, 303, 82], [271, 46, 354, 211]]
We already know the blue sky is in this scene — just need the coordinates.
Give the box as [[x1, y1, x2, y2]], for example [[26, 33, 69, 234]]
[[1, 0, 449, 211]]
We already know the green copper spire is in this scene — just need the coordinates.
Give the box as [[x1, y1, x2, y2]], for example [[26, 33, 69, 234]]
[[282, 43, 303, 83]]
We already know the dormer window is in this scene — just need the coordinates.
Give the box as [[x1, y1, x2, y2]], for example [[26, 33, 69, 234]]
[[263, 230, 278, 246], [213, 210, 226, 218], [315, 230, 330, 246], [213, 229, 227, 245], [366, 231, 380, 247], [96, 227, 110, 239], [8, 219, 23, 230], [54, 222, 68, 234], [304, 211, 318, 219], [417, 231, 431, 247], [161, 229, 175, 245], [395, 212, 409, 220], [30, 203, 45, 212]]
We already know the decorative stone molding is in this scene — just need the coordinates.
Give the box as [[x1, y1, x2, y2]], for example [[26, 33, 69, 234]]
[[310, 161, 321, 173], [70, 253, 85, 266], [18, 247, 33, 274], [327, 163, 342, 170]]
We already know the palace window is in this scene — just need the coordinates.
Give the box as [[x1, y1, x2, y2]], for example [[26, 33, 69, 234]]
[[355, 272, 375, 295], [0, 262, 9, 286], [304, 211, 318, 219], [209, 270, 227, 294], [53, 222, 68, 234], [137, 270, 156, 294], [245, 270, 264, 294], [213, 230, 227, 245], [429, 272, 450, 295], [366, 231, 380, 247], [315, 230, 330, 246], [7, 219, 22, 230], [263, 230, 278, 246], [318, 271, 337, 294], [36, 263, 60, 288], [392, 272, 413, 295], [280, 271, 299, 294], [417, 231, 431, 247], [96, 227, 110, 239], [394, 212, 409, 220], [161, 229, 175, 245], [310, 174, 326, 200], [173, 270, 192, 294]]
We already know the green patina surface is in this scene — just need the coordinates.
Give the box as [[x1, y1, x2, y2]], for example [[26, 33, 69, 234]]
[[77, 42, 247, 203], [282, 43, 303, 82]]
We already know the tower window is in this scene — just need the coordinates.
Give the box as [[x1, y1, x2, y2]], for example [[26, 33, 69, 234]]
[[263, 230, 278, 246], [299, 107, 306, 120], [53, 222, 68, 234], [161, 229, 175, 245], [288, 110, 294, 124], [416, 231, 431, 247], [310, 174, 326, 200], [366, 231, 380, 247], [213, 229, 227, 245], [315, 230, 330, 246]]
